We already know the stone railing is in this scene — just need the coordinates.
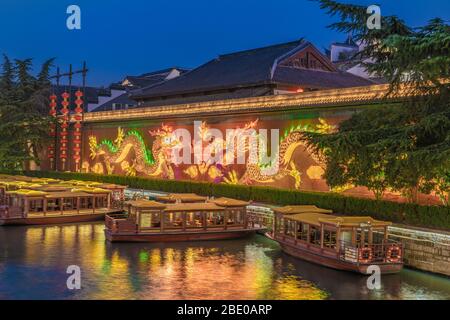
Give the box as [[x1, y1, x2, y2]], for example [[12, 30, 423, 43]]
[[388, 226, 450, 276]]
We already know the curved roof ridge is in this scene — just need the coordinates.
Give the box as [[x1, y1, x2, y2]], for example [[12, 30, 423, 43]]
[[218, 39, 305, 59]]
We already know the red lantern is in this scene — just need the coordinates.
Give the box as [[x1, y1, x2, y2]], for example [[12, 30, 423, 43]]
[[48, 94, 57, 168], [60, 91, 70, 168], [73, 90, 84, 169]]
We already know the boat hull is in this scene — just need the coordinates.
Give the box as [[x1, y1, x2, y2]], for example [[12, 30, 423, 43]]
[[105, 228, 259, 242], [0, 213, 105, 226], [279, 241, 403, 275]]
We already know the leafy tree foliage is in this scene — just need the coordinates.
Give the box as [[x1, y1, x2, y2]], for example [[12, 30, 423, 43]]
[[0, 55, 55, 170], [305, 0, 450, 204]]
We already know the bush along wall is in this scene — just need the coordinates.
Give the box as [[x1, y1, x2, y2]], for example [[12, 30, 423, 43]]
[[5, 170, 450, 230]]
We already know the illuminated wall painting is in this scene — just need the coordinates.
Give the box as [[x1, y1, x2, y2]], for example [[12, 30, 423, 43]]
[[83, 113, 345, 192]]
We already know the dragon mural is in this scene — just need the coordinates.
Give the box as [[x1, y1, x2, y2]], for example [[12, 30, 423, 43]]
[[87, 119, 336, 189], [88, 124, 180, 179]]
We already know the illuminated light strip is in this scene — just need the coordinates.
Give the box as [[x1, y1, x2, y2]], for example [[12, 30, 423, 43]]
[[82, 83, 417, 123]]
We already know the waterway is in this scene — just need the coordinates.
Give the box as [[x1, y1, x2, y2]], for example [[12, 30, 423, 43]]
[[0, 222, 449, 300]]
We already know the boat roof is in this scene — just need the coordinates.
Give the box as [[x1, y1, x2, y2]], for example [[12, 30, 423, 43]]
[[156, 193, 207, 202], [273, 205, 332, 215], [209, 197, 250, 207], [124, 200, 167, 209], [164, 202, 225, 212], [96, 183, 127, 190], [29, 185, 73, 192], [71, 187, 112, 194], [6, 189, 49, 197], [285, 212, 391, 227], [45, 191, 93, 199], [0, 175, 126, 190]]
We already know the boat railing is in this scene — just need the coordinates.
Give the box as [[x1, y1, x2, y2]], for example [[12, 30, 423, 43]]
[[0, 205, 23, 219], [246, 212, 269, 230], [339, 240, 403, 265], [105, 213, 137, 233]]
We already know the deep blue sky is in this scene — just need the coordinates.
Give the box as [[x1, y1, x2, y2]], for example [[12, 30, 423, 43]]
[[1, 0, 449, 87]]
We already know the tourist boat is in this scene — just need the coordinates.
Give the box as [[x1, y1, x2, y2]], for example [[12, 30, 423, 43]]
[[273, 206, 403, 274], [0, 175, 126, 225], [105, 197, 265, 242]]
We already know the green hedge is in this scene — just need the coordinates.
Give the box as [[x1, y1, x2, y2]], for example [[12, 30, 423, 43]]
[[4, 170, 450, 230]]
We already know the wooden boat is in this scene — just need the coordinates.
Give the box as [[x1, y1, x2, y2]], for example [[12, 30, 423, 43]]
[[0, 175, 126, 226], [273, 206, 403, 274], [0, 189, 120, 225], [105, 197, 264, 242]]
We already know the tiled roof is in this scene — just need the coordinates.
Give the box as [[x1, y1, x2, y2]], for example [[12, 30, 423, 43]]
[[118, 67, 190, 89], [131, 39, 373, 101], [273, 66, 375, 88], [131, 40, 306, 99], [91, 92, 136, 112]]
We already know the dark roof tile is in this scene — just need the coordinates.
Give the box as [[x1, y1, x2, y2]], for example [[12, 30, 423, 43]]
[[131, 40, 306, 99], [273, 66, 375, 88]]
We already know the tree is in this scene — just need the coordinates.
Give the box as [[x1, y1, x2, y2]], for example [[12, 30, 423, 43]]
[[0, 55, 55, 170], [305, 0, 450, 203]]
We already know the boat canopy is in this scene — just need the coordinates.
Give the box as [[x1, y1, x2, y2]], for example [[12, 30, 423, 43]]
[[273, 205, 332, 215], [285, 212, 391, 228], [164, 202, 225, 212], [124, 200, 167, 210], [44, 191, 93, 199], [209, 197, 250, 207], [156, 193, 207, 203]]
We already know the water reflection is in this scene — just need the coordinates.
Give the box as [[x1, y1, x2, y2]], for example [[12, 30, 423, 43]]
[[0, 223, 449, 300]]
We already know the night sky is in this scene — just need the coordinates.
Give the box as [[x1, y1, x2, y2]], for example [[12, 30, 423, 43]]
[[1, 0, 449, 86]]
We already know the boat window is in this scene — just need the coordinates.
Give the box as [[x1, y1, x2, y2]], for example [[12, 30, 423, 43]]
[[164, 212, 184, 229], [237, 210, 244, 224], [372, 228, 385, 244], [323, 229, 337, 249], [140, 212, 161, 229], [206, 211, 225, 226], [62, 197, 76, 211], [283, 219, 290, 235], [288, 220, 295, 237], [356, 228, 370, 246], [29, 199, 45, 213], [227, 210, 244, 225], [276, 217, 284, 234], [309, 226, 321, 246], [296, 223, 308, 241], [186, 212, 204, 228], [95, 196, 108, 208]]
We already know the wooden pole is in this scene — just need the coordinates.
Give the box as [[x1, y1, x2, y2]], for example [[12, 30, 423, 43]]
[[43, 198, 48, 216], [76, 196, 80, 214], [320, 224, 324, 249]]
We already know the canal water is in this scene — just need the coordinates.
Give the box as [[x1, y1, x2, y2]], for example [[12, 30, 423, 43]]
[[1, 222, 449, 300]]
